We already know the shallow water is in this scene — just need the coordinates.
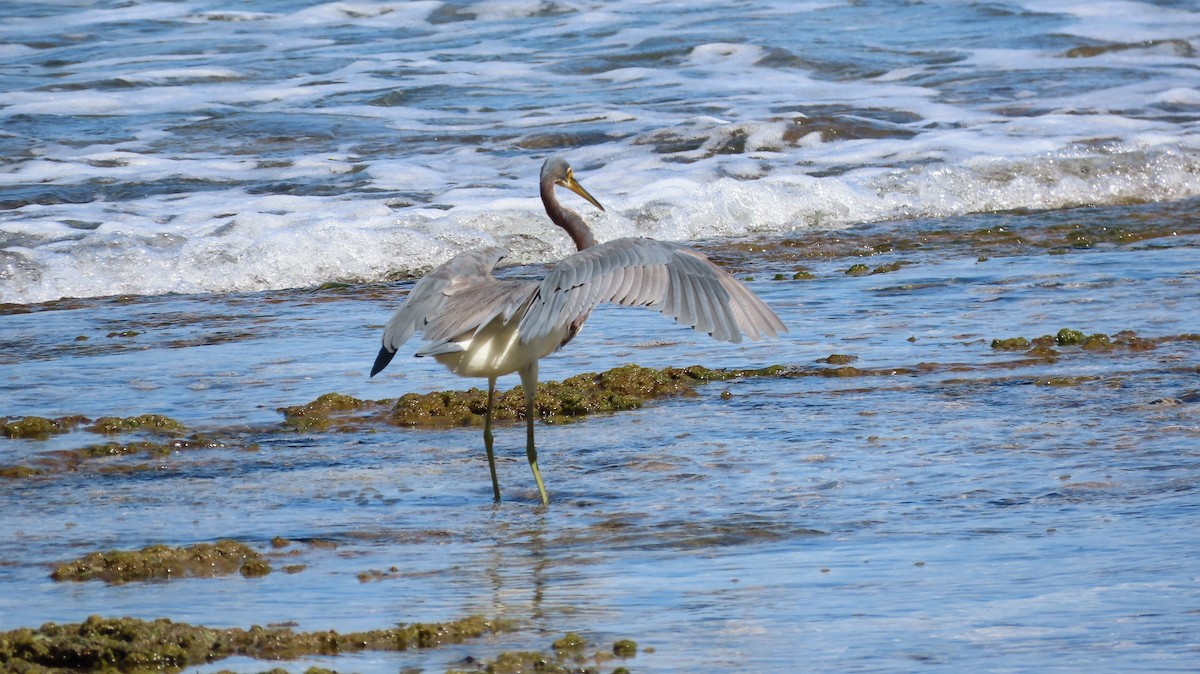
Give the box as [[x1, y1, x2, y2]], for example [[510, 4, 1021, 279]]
[[3, 1, 1200, 672], [3, 200, 1200, 672]]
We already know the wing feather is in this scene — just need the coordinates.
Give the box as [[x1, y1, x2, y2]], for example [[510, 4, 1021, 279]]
[[676, 264, 701, 332], [615, 264, 642, 305], [517, 237, 786, 345], [691, 272, 720, 337], [420, 280, 538, 346], [378, 247, 509, 353]]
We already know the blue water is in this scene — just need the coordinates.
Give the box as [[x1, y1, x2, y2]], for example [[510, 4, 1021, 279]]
[[3, 0, 1200, 304], [3, 2, 1200, 673]]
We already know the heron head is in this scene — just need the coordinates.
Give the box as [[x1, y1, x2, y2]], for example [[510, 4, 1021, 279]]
[[541, 157, 605, 212]]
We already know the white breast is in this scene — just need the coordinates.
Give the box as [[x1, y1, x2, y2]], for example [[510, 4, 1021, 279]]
[[433, 311, 570, 379]]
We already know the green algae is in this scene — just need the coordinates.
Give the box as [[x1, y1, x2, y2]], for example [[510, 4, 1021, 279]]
[[0, 465, 42, 479], [845, 263, 870, 276], [448, 633, 637, 674], [0, 434, 232, 479], [1066, 38, 1195, 59], [1055, 328, 1086, 345], [372, 364, 785, 429], [0, 615, 512, 674], [88, 414, 185, 435], [821, 365, 867, 377], [698, 199, 1200, 272], [51, 541, 270, 584], [1081, 333, 1112, 350], [358, 567, 401, 583], [217, 669, 334, 674], [991, 336, 1030, 351], [391, 364, 701, 427], [79, 440, 177, 459], [1034, 376, 1102, 387], [280, 393, 366, 430], [869, 260, 907, 274], [551, 632, 587, 652], [271, 364, 793, 436], [612, 640, 638, 657], [771, 269, 817, 280], [666, 364, 789, 382], [1, 416, 84, 439], [991, 329, 1169, 357], [2, 416, 64, 439]]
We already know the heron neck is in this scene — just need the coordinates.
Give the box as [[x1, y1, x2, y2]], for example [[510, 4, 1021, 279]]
[[542, 182, 597, 251]]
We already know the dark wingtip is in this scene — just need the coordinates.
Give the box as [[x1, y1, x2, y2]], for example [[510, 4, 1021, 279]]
[[370, 345, 397, 377]]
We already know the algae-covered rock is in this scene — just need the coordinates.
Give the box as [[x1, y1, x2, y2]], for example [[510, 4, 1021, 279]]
[[991, 328, 1166, 356], [390, 364, 703, 427], [1055, 328, 1085, 346], [821, 365, 866, 377], [79, 440, 175, 458], [386, 363, 793, 428], [448, 633, 637, 674], [612, 639, 638, 657], [551, 632, 587, 652], [870, 260, 906, 274], [0, 614, 511, 673], [0, 465, 43, 479], [88, 414, 185, 435], [2, 416, 72, 439], [239, 558, 272, 578], [278, 363, 791, 433], [990, 336, 1030, 351], [51, 540, 270, 584], [279, 393, 367, 430]]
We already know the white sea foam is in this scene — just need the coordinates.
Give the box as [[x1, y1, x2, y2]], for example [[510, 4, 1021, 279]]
[[1018, 0, 1200, 43], [279, 1, 442, 28], [2, 0, 1199, 304]]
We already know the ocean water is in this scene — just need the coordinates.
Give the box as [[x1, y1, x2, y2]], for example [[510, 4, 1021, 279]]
[[2, 1, 1200, 673], [3, 0, 1200, 304]]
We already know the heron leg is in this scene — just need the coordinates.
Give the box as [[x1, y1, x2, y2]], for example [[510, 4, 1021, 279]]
[[484, 376, 501, 502], [519, 364, 549, 506]]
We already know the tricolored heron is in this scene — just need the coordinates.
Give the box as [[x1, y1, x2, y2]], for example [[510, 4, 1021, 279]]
[[371, 157, 785, 505]]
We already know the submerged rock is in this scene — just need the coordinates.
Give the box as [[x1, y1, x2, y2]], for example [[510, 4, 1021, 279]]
[[388, 363, 793, 427], [279, 392, 367, 431], [51, 540, 270, 584], [1, 415, 85, 439], [447, 632, 641, 674], [0, 615, 511, 673], [990, 328, 1176, 357], [277, 363, 792, 433], [88, 414, 185, 435]]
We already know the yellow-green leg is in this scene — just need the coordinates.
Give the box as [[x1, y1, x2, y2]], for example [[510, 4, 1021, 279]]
[[519, 364, 549, 506], [484, 376, 501, 502]]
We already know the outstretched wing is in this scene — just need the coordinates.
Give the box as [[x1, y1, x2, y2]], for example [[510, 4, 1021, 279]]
[[517, 237, 786, 346], [416, 279, 539, 350], [371, 246, 509, 376]]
